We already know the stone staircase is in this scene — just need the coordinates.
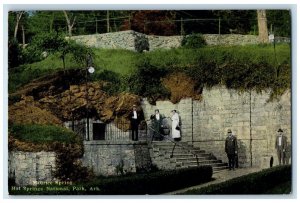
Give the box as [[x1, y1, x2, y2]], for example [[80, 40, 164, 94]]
[[150, 141, 228, 173]]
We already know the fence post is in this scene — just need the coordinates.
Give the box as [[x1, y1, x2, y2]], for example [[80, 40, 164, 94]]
[[180, 17, 184, 36], [95, 18, 98, 34]]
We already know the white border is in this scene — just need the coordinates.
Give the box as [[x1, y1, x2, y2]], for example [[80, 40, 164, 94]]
[[1, 1, 299, 203]]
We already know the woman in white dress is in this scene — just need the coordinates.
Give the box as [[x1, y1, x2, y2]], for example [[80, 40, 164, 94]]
[[171, 110, 181, 140]]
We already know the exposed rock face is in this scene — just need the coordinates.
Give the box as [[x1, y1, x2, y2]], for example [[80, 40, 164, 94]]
[[162, 72, 202, 103], [9, 95, 62, 126], [9, 79, 141, 129], [11, 69, 86, 100]]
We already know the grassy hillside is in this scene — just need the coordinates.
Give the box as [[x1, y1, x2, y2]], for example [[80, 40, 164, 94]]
[[9, 44, 291, 99]]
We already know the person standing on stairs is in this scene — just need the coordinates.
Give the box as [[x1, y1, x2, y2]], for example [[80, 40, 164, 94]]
[[150, 109, 165, 141], [171, 110, 181, 141], [129, 105, 143, 141], [225, 129, 238, 170]]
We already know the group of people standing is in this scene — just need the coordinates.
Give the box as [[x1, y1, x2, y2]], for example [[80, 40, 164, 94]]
[[225, 128, 290, 170], [129, 105, 181, 142], [150, 109, 181, 141], [130, 105, 290, 169]]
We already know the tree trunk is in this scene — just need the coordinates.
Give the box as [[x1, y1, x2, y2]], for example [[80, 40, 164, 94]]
[[13, 11, 24, 40], [22, 25, 25, 48], [257, 10, 269, 43], [63, 11, 76, 37]]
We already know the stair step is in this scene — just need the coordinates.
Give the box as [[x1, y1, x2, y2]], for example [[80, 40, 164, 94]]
[[165, 151, 211, 157], [150, 141, 227, 172], [170, 154, 196, 158], [153, 145, 202, 151], [156, 147, 206, 153], [175, 157, 207, 162], [186, 162, 227, 168], [182, 159, 221, 165]]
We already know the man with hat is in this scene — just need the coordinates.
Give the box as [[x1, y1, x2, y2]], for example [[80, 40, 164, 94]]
[[275, 128, 288, 165], [129, 105, 144, 141], [225, 129, 238, 170]]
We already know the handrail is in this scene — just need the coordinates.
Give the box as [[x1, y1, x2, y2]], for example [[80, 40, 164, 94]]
[[145, 119, 200, 167]]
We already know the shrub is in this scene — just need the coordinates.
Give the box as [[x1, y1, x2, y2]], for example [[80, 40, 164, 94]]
[[9, 124, 81, 144], [127, 59, 170, 104], [181, 33, 207, 48], [8, 39, 23, 69], [180, 165, 291, 194], [92, 70, 123, 95]]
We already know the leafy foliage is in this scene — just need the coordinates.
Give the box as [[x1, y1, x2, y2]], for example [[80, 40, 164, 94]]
[[8, 39, 23, 69], [9, 124, 80, 144], [181, 33, 207, 48], [127, 59, 170, 104], [121, 10, 177, 35]]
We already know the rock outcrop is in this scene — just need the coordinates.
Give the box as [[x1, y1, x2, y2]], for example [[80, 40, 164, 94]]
[[9, 78, 141, 130]]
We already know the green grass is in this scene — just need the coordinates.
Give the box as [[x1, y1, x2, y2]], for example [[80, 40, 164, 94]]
[[13, 44, 291, 76], [9, 44, 291, 95], [9, 124, 81, 144], [93, 49, 139, 75]]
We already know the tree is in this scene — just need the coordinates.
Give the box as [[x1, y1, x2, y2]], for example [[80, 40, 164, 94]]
[[29, 32, 94, 70], [257, 10, 269, 43], [63, 11, 76, 37], [13, 11, 25, 40], [267, 10, 291, 37], [121, 11, 177, 35]]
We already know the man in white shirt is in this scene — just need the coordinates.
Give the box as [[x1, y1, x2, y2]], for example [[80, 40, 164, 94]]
[[275, 128, 288, 165]]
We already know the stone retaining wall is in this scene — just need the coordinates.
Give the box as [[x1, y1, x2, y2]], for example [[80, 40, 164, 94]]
[[141, 86, 291, 168], [70, 30, 149, 52], [81, 140, 152, 176], [8, 151, 56, 186], [71, 30, 262, 52]]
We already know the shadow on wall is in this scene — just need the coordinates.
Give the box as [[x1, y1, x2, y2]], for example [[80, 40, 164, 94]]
[[237, 140, 248, 167]]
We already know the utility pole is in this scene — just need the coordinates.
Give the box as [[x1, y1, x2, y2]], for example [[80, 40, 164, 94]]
[[257, 10, 269, 43], [180, 17, 184, 36]]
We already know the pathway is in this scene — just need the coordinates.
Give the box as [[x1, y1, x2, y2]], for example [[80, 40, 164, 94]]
[[164, 167, 264, 195]]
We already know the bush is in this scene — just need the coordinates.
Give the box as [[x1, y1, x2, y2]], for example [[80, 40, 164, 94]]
[[92, 70, 123, 95], [8, 39, 23, 69], [9, 166, 212, 195], [9, 124, 80, 144], [127, 59, 170, 104], [180, 165, 291, 194], [182, 33, 207, 48]]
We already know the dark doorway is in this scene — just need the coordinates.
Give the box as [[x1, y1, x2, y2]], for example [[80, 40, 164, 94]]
[[93, 123, 106, 140]]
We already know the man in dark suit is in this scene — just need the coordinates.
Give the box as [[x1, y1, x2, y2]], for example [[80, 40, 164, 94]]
[[225, 129, 238, 170], [275, 128, 288, 165], [150, 109, 165, 141], [129, 105, 143, 141]]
